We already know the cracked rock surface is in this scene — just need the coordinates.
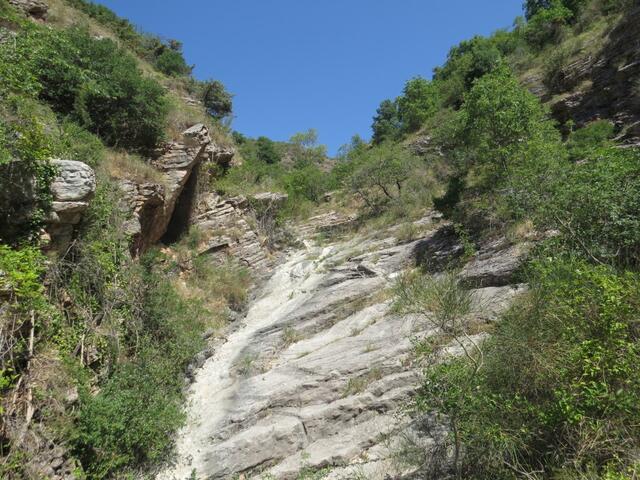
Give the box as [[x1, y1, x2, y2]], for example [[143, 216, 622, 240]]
[[157, 217, 525, 480]]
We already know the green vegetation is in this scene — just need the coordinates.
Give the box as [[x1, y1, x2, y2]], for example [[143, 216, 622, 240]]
[[62, 0, 192, 77], [2, 0, 640, 477], [201, 79, 234, 121], [353, 1, 640, 478], [412, 260, 640, 479], [0, 117, 56, 244], [0, 1, 240, 478], [1, 24, 168, 151], [219, 128, 333, 218]]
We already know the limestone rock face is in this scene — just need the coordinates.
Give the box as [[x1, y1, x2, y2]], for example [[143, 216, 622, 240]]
[[119, 124, 235, 255], [193, 194, 275, 275], [45, 160, 96, 253], [50, 160, 96, 202], [157, 218, 527, 480], [8, 0, 48, 19], [295, 211, 357, 238], [460, 238, 530, 288], [543, 5, 640, 144]]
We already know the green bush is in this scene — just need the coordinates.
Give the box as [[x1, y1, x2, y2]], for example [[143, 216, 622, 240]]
[[70, 266, 207, 477], [201, 79, 233, 120], [463, 66, 550, 162], [566, 120, 615, 161], [371, 99, 401, 145], [397, 77, 441, 133], [61, 195, 209, 478], [524, 1, 574, 48], [283, 164, 329, 203], [416, 259, 640, 478], [0, 244, 49, 420], [2, 26, 167, 152], [256, 136, 281, 164], [537, 147, 640, 268], [0, 118, 56, 244], [433, 34, 510, 107], [154, 48, 192, 77], [525, 0, 588, 19]]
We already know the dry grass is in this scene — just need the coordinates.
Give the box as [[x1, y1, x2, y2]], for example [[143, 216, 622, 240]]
[[100, 150, 166, 185], [506, 219, 536, 242]]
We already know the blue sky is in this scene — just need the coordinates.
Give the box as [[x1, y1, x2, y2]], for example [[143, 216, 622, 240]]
[[96, 1, 523, 154]]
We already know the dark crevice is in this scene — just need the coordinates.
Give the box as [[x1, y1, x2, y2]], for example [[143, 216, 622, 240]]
[[162, 166, 198, 245]]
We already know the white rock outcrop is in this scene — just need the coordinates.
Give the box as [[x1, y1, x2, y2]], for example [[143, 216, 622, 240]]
[[157, 218, 527, 480], [45, 160, 96, 253]]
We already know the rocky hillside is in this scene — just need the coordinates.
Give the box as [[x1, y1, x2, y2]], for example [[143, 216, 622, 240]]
[[535, 4, 640, 144], [157, 214, 528, 480], [1, 0, 640, 479]]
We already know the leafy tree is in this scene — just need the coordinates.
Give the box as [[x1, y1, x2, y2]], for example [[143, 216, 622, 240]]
[[332, 135, 368, 187], [433, 36, 505, 106], [201, 80, 233, 120], [255, 136, 280, 164], [462, 65, 555, 173], [397, 77, 441, 133], [371, 99, 401, 144], [524, 0, 574, 47], [289, 128, 319, 149], [349, 143, 418, 207], [524, 0, 586, 19], [154, 48, 192, 77], [282, 164, 328, 202], [288, 129, 326, 166]]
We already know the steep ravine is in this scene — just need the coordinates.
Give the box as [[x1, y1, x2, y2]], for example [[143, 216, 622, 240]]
[[157, 216, 526, 480]]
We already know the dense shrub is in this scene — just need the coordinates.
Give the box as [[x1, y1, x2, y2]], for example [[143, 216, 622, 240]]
[[201, 79, 233, 120], [371, 99, 401, 144], [282, 164, 329, 203], [524, 1, 574, 48], [537, 147, 640, 268], [525, 0, 589, 19], [434, 35, 511, 107], [1, 25, 167, 152], [566, 120, 615, 161], [0, 244, 48, 393], [256, 136, 281, 164], [415, 259, 640, 478], [154, 47, 192, 77], [0, 118, 56, 244], [397, 77, 441, 133], [70, 255, 208, 478]]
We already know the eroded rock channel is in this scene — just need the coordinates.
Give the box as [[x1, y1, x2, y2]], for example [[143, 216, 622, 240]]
[[157, 217, 525, 480]]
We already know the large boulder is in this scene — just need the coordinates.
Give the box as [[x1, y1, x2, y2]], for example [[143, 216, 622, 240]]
[[50, 160, 96, 202], [45, 160, 96, 253]]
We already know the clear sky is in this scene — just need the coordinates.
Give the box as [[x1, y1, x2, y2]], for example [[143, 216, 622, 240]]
[[95, 1, 523, 154]]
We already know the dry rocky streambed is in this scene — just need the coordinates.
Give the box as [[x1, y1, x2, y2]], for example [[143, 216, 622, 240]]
[[157, 215, 526, 480]]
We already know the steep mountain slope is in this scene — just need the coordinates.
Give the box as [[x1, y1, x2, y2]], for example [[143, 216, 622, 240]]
[[157, 216, 526, 480], [1, 0, 640, 479]]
